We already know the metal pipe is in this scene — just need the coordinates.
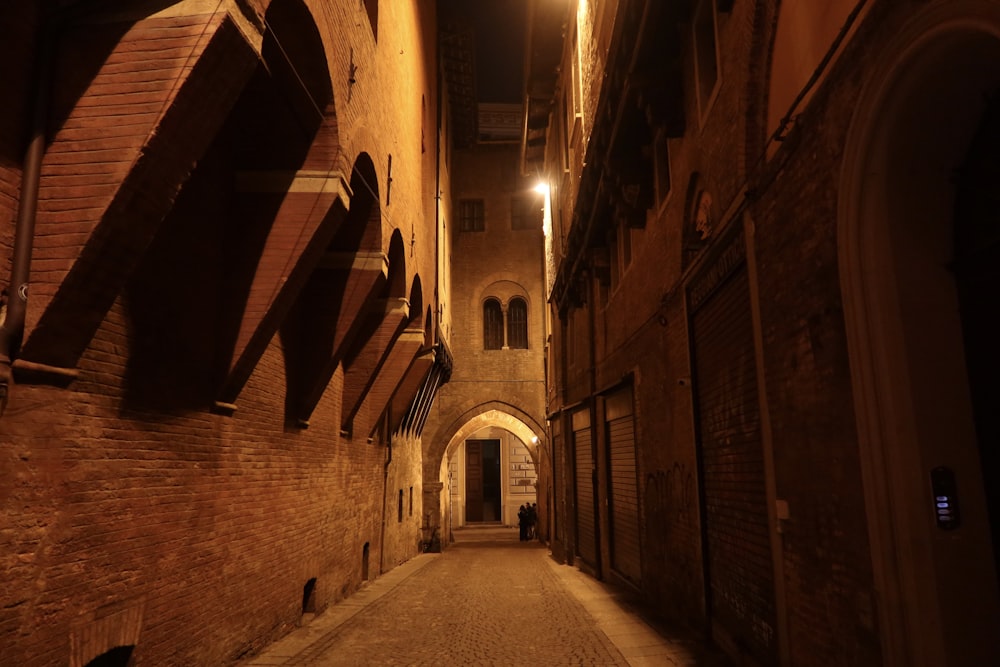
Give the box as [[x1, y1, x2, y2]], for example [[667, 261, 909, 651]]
[[0, 19, 52, 414]]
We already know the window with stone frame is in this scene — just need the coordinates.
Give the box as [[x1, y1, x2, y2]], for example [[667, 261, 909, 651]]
[[483, 298, 504, 349], [507, 298, 528, 349], [459, 198, 485, 232]]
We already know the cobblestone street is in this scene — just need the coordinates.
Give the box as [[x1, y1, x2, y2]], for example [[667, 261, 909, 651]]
[[243, 526, 730, 666]]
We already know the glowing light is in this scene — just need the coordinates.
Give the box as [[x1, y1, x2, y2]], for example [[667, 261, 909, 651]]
[[533, 182, 550, 195]]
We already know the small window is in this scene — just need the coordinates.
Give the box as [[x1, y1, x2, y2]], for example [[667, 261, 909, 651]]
[[654, 130, 672, 207], [692, 0, 719, 121], [620, 224, 632, 271], [302, 578, 317, 614], [398, 489, 404, 522], [483, 298, 504, 350], [85, 647, 134, 667], [459, 199, 485, 232], [508, 298, 528, 349], [409, 486, 413, 516], [511, 195, 543, 230]]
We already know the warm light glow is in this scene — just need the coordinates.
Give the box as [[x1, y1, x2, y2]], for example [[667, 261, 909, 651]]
[[531, 435, 539, 444], [533, 182, 550, 195]]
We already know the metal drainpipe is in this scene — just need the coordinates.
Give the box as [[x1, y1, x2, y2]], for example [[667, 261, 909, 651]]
[[379, 436, 393, 574], [0, 21, 52, 415]]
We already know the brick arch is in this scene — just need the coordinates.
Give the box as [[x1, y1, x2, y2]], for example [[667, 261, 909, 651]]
[[386, 229, 407, 301], [282, 152, 386, 424], [838, 4, 1000, 663], [190, 0, 352, 409], [443, 409, 543, 474], [479, 279, 530, 309], [469, 271, 533, 305], [743, 1, 779, 166], [425, 402, 546, 483], [407, 274, 424, 330], [17, 5, 267, 378]]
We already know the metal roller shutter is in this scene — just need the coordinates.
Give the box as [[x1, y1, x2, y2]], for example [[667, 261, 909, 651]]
[[607, 389, 640, 584], [573, 409, 598, 567], [690, 234, 777, 664]]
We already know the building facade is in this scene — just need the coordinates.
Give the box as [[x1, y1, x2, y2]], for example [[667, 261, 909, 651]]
[[528, 0, 1000, 666], [423, 138, 548, 537], [0, 1, 454, 665]]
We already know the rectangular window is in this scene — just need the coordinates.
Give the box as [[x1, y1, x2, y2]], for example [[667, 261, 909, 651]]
[[484, 299, 504, 350], [561, 92, 571, 173], [459, 199, 485, 232], [507, 298, 528, 349], [654, 130, 672, 207], [511, 195, 543, 230], [693, 0, 720, 122], [620, 225, 632, 271]]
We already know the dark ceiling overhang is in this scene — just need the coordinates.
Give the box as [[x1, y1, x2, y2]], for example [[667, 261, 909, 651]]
[[520, 0, 568, 175], [441, 15, 478, 149]]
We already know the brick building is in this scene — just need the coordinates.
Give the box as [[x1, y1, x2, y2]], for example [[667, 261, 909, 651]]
[[529, 1, 1000, 666], [4, 0, 1000, 666], [426, 137, 548, 536], [0, 1, 457, 665]]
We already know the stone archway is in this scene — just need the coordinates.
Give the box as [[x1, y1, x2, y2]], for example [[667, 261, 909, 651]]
[[838, 4, 1000, 665], [424, 408, 546, 544]]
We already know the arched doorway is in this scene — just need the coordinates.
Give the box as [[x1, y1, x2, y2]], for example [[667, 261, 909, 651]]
[[437, 409, 545, 537], [839, 4, 1000, 665]]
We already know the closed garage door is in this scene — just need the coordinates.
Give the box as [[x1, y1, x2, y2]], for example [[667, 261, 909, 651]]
[[572, 407, 598, 567], [689, 231, 777, 664], [606, 386, 640, 585]]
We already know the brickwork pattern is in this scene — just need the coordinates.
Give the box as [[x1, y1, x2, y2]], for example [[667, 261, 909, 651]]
[[422, 142, 547, 511], [1, 1, 441, 665], [543, 1, 893, 665]]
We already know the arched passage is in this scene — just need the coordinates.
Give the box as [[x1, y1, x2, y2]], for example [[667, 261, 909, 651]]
[[839, 4, 1000, 665], [433, 408, 545, 537]]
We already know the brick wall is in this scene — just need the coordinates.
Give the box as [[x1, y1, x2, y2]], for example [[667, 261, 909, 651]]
[[0, 1, 442, 664], [544, 0, 888, 663], [423, 142, 547, 499]]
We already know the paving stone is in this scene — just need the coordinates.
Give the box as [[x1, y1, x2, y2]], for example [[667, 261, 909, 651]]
[[242, 527, 730, 666]]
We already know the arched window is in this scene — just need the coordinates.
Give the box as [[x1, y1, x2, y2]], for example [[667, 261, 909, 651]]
[[483, 298, 504, 350], [508, 298, 528, 349]]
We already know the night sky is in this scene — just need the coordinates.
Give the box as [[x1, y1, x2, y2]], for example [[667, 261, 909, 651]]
[[442, 0, 527, 104]]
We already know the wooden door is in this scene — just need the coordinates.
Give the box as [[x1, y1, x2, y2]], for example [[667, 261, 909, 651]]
[[466, 440, 483, 522]]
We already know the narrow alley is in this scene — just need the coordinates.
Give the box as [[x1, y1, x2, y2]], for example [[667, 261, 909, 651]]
[[242, 526, 730, 666]]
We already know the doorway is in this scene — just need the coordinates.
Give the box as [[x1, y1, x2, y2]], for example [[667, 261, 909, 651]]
[[839, 9, 1000, 664], [465, 439, 501, 522]]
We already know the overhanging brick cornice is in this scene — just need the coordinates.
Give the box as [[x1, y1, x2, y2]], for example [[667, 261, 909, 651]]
[[235, 169, 352, 200], [388, 348, 435, 435], [274, 250, 388, 421], [344, 327, 425, 438], [338, 297, 410, 429], [217, 184, 352, 405], [18, 13, 258, 373]]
